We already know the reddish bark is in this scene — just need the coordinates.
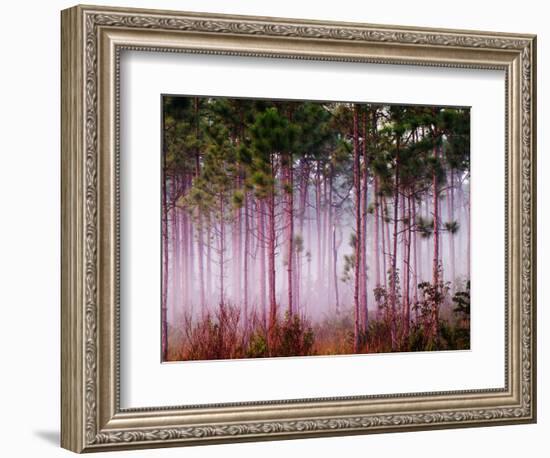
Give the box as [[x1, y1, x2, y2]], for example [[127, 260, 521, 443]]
[[327, 164, 334, 308], [431, 142, 440, 340], [243, 191, 249, 330], [380, 196, 387, 291], [286, 154, 294, 316], [413, 197, 419, 303], [390, 137, 400, 351], [315, 164, 322, 301], [332, 224, 341, 314], [353, 104, 361, 353], [403, 193, 412, 340], [267, 157, 277, 348], [161, 172, 169, 361], [219, 194, 226, 306], [373, 177, 381, 290], [193, 97, 206, 314], [360, 111, 369, 335], [448, 169, 456, 288], [258, 200, 267, 327], [384, 198, 391, 289], [206, 225, 212, 305], [171, 177, 179, 315]]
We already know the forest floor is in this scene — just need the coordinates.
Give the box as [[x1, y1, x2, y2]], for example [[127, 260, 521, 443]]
[[165, 303, 470, 362]]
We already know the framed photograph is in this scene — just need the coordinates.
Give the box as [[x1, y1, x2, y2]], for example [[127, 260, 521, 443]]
[[61, 4, 537, 453]]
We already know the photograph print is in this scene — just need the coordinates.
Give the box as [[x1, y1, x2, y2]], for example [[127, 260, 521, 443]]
[[161, 96, 471, 362]]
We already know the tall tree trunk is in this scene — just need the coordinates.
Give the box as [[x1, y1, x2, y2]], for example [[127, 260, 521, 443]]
[[413, 196, 419, 304], [353, 105, 361, 353], [327, 165, 334, 308], [361, 111, 369, 335], [193, 97, 206, 314], [297, 161, 309, 314], [431, 143, 440, 342], [232, 181, 242, 306], [258, 200, 267, 327], [315, 164, 322, 303], [466, 179, 471, 279], [373, 177, 381, 291], [219, 195, 225, 307], [400, 192, 407, 303], [294, 243, 300, 316], [403, 192, 412, 341], [332, 224, 340, 314], [181, 180, 189, 309], [243, 191, 249, 331], [206, 224, 212, 310], [161, 174, 169, 361], [380, 197, 387, 292], [384, 198, 391, 289], [399, 191, 407, 338], [177, 200, 184, 313], [171, 177, 179, 316], [321, 171, 328, 306], [448, 169, 456, 289], [424, 195, 432, 286], [267, 161, 277, 349], [286, 152, 294, 316], [306, 183, 312, 315], [188, 193, 194, 308], [390, 140, 400, 351], [249, 199, 257, 317], [197, 213, 206, 315]]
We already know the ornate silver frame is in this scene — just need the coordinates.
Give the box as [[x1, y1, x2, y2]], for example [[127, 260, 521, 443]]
[[61, 4, 537, 453]]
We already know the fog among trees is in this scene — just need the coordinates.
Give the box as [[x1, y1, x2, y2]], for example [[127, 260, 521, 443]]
[[162, 96, 470, 361]]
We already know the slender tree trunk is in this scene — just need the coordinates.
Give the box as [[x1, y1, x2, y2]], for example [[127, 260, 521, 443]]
[[333, 224, 340, 314], [423, 198, 430, 282], [177, 199, 183, 313], [353, 105, 361, 353], [258, 200, 267, 327], [297, 161, 309, 314], [315, 164, 322, 301], [328, 165, 334, 307], [413, 196, 419, 304], [197, 213, 206, 315], [249, 199, 257, 316], [295, 244, 300, 315], [431, 143, 440, 342], [232, 179, 242, 306], [243, 191, 249, 331], [181, 179, 189, 309], [188, 195, 194, 308], [171, 177, 179, 315], [380, 197, 387, 291], [384, 198, 391, 289], [267, 161, 277, 349], [403, 192, 412, 341], [373, 177, 381, 291], [361, 111, 369, 335], [390, 140, 400, 351], [161, 173, 169, 361], [321, 173, 329, 308], [448, 169, 456, 289], [206, 224, 212, 310], [219, 195, 226, 307], [286, 152, 294, 316], [306, 187, 312, 313], [466, 179, 471, 279], [193, 98, 206, 315], [400, 191, 407, 302]]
